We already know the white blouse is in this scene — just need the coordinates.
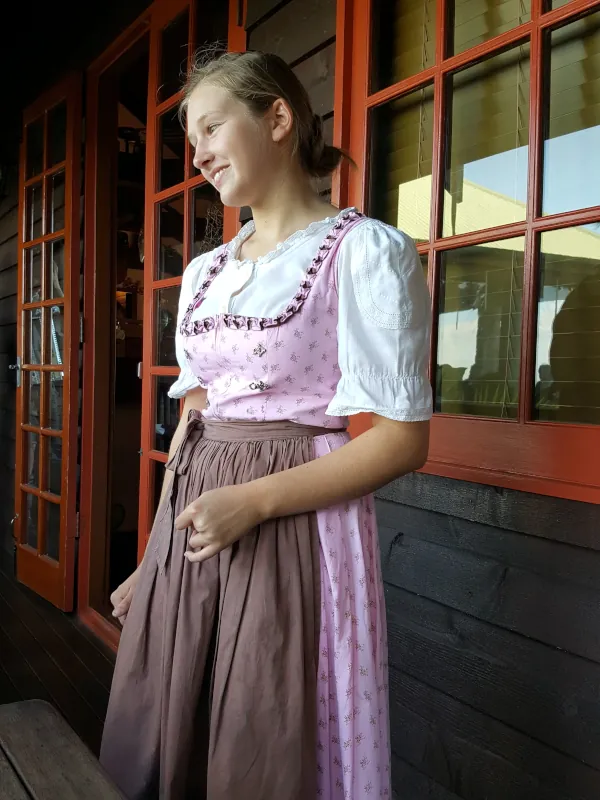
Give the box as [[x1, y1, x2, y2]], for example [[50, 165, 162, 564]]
[[169, 208, 433, 422]]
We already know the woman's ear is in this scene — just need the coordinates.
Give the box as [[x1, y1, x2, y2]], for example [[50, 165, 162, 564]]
[[269, 98, 294, 143]]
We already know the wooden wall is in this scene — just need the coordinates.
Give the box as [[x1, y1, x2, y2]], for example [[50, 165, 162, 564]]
[[376, 474, 600, 799], [0, 167, 18, 563]]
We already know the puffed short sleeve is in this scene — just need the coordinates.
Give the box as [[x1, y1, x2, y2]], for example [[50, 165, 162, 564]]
[[326, 218, 433, 421], [167, 253, 211, 399]]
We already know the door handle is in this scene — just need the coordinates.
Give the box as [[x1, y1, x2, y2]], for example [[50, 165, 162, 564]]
[[10, 513, 18, 525], [8, 357, 21, 387], [137, 362, 143, 379]]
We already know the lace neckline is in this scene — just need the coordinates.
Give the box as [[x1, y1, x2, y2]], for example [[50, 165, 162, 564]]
[[227, 207, 357, 267]]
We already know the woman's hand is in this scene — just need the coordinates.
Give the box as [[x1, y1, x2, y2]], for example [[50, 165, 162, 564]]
[[175, 484, 264, 563], [110, 565, 142, 625]]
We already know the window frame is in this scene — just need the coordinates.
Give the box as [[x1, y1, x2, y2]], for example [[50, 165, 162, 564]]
[[344, 0, 600, 504]]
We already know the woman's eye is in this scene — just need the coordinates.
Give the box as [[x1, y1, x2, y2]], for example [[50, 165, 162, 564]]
[[207, 123, 219, 135]]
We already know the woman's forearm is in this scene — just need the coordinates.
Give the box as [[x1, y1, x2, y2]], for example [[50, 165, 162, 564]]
[[248, 416, 430, 521]]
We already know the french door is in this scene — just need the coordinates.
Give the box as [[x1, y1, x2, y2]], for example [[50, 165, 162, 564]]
[[138, 0, 240, 560], [14, 75, 81, 610]]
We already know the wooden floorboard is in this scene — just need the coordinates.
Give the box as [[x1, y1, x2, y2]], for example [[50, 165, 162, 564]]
[[0, 569, 114, 757]]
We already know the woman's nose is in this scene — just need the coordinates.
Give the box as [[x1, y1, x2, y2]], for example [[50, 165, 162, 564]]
[[193, 143, 212, 172]]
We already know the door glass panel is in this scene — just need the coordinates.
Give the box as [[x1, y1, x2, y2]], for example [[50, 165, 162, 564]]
[[46, 436, 62, 495], [534, 226, 600, 424], [49, 239, 65, 298], [159, 9, 190, 104], [47, 304, 65, 365], [154, 376, 180, 452], [50, 171, 66, 233], [47, 102, 67, 166], [420, 253, 429, 278], [25, 245, 42, 303], [371, 0, 436, 91], [443, 45, 530, 237], [25, 493, 38, 548], [26, 432, 40, 487], [159, 109, 186, 191], [450, 0, 531, 56], [49, 372, 63, 430], [548, 0, 573, 8], [542, 12, 600, 216], [26, 182, 43, 241], [192, 183, 223, 258], [370, 84, 434, 242], [26, 118, 44, 179], [45, 501, 61, 561], [155, 286, 180, 366], [24, 370, 41, 426], [25, 309, 43, 364], [436, 237, 525, 419], [158, 194, 184, 278]]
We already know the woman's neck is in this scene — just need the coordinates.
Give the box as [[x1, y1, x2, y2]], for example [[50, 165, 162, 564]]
[[239, 174, 338, 262]]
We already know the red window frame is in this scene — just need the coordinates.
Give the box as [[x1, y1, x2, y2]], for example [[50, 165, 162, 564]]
[[344, 0, 600, 504]]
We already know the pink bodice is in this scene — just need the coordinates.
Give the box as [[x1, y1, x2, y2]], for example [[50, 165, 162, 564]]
[[180, 209, 365, 427]]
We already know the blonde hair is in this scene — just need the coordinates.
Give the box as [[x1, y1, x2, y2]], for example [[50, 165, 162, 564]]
[[180, 50, 347, 179]]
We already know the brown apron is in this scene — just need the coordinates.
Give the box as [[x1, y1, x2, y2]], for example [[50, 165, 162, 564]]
[[100, 413, 330, 800]]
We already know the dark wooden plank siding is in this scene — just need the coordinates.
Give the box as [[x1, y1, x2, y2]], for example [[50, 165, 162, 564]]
[[0, 166, 18, 563], [377, 472, 600, 798], [248, 0, 336, 66]]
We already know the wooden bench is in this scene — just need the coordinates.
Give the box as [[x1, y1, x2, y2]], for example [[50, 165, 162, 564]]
[[0, 700, 123, 799]]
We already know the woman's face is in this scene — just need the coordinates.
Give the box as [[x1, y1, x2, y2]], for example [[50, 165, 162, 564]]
[[186, 82, 278, 208]]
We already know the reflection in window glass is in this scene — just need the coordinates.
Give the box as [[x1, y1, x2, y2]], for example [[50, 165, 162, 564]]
[[192, 183, 223, 258], [159, 9, 190, 104], [49, 372, 64, 431], [26, 118, 44, 179], [534, 226, 600, 424], [155, 286, 180, 367], [47, 102, 67, 166], [444, 45, 530, 237], [155, 376, 181, 453], [549, 0, 573, 8], [451, 0, 530, 56], [25, 246, 42, 303], [26, 432, 40, 487], [25, 370, 41, 427], [436, 237, 524, 418], [26, 182, 43, 241], [543, 13, 600, 216], [158, 194, 184, 279], [48, 304, 65, 365], [371, 0, 436, 91], [25, 493, 38, 549], [370, 85, 434, 242], [47, 436, 62, 495], [159, 108, 186, 191], [45, 501, 61, 562]]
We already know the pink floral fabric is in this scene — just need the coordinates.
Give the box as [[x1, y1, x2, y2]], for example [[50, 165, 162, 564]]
[[182, 209, 391, 798]]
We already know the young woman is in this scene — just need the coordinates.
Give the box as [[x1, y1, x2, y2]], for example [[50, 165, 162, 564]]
[[100, 51, 432, 800]]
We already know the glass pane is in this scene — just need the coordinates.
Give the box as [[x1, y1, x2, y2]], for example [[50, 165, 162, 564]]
[[25, 493, 38, 549], [192, 183, 223, 258], [50, 171, 65, 233], [46, 436, 62, 495], [420, 253, 429, 277], [158, 194, 184, 278], [25, 245, 42, 303], [155, 286, 180, 366], [548, 0, 573, 8], [26, 118, 44, 179], [543, 13, 600, 217], [24, 370, 41, 426], [436, 237, 525, 418], [26, 182, 43, 241], [49, 239, 65, 298], [451, 0, 531, 56], [444, 45, 530, 237], [159, 9, 190, 104], [159, 109, 186, 190], [534, 226, 600, 424], [26, 432, 40, 487], [49, 372, 64, 430], [153, 460, 165, 519], [154, 376, 181, 452], [47, 304, 65, 365], [47, 102, 67, 166], [370, 85, 434, 242], [24, 309, 42, 365], [45, 501, 61, 561], [371, 0, 436, 91]]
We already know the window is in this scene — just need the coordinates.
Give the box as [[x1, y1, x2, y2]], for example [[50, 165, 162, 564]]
[[347, 0, 600, 502]]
